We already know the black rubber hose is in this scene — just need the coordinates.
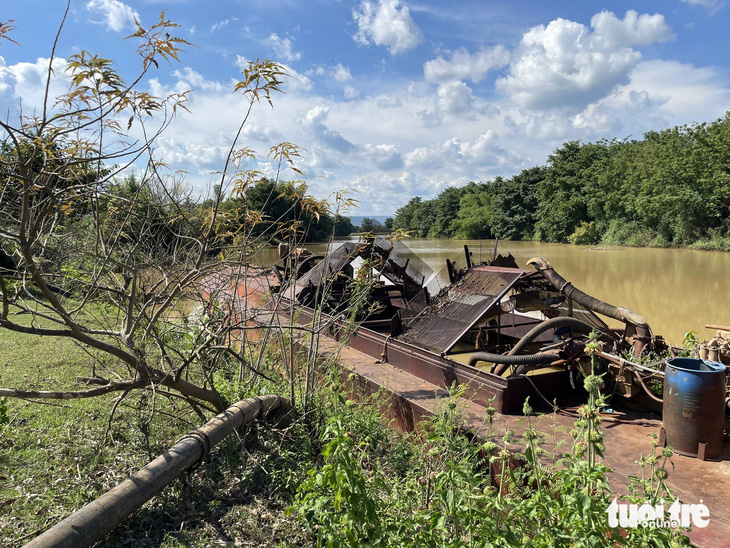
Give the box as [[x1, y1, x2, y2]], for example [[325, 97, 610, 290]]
[[484, 317, 598, 377], [468, 351, 559, 369], [507, 316, 602, 357]]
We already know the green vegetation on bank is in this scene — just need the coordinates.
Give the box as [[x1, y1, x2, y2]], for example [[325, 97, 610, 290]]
[[392, 112, 730, 250], [0, 324, 691, 546], [209, 178, 357, 242]]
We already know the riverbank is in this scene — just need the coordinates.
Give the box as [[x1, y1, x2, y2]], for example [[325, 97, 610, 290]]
[[0, 317, 697, 547], [0, 318, 312, 547]]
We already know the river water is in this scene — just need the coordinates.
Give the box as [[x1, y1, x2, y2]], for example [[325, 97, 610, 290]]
[[259, 238, 730, 347]]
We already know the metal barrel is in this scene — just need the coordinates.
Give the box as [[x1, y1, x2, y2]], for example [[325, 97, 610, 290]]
[[663, 357, 727, 459]]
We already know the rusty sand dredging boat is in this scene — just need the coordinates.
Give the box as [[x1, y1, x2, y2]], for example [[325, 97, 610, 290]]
[[203, 236, 730, 548], [269, 237, 685, 412]]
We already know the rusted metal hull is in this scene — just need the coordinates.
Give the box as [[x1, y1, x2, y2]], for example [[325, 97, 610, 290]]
[[290, 304, 581, 413], [323, 334, 730, 548], [214, 268, 729, 548]]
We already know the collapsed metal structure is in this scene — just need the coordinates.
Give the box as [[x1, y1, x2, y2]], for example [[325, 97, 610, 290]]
[[274, 237, 694, 414]]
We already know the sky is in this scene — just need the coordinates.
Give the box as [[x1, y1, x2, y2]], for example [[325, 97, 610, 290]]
[[1, 0, 729, 216]]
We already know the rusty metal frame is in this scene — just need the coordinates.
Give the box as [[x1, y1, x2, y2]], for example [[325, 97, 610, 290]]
[[287, 304, 580, 413]]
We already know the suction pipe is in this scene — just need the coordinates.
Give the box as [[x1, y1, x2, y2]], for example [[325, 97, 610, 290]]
[[527, 257, 652, 356]]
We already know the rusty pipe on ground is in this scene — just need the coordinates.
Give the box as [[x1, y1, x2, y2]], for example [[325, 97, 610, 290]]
[[527, 257, 652, 356], [25, 395, 290, 548]]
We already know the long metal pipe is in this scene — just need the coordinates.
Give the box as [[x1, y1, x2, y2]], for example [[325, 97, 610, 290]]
[[25, 395, 289, 548], [527, 257, 652, 355]]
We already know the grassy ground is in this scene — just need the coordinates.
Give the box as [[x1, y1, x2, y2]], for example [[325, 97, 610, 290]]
[[0, 323, 314, 547]]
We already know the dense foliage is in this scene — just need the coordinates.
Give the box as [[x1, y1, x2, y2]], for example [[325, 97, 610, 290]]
[[0, 8, 358, 422], [393, 113, 730, 249], [290, 337, 690, 547]]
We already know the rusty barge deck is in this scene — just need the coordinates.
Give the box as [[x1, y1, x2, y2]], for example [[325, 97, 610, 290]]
[[317, 326, 730, 548]]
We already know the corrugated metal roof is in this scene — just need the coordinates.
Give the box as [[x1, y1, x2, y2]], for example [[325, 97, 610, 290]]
[[398, 266, 527, 354], [372, 237, 437, 294]]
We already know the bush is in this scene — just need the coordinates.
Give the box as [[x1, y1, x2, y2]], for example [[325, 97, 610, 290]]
[[291, 334, 692, 547], [602, 220, 655, 247], [568, 221, 601, 245]]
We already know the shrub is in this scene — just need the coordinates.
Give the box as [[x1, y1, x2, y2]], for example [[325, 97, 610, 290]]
[[568, 221, 601, 245], [291, 333, 692, 547]]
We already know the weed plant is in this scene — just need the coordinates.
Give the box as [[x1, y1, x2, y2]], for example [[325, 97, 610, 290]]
[[292, 332, 692, 547]]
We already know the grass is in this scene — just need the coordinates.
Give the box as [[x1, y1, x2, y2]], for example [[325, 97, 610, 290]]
[[0, 317, 314, 547]]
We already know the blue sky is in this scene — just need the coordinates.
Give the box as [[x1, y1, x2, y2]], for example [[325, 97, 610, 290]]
[[2, 0, 729, 215]]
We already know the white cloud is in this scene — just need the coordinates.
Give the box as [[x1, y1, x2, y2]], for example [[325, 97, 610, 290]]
[[211, 18, 238, 33], [496, 10, 674, 111], [404, 131, 509, 170], [590, 10, 675, 48], [0, 56, 68, 112], [353, 0, 423, 55], [334, 172, 418, 214], [502, 56, 730, 152], [424, 46, 510, 83], [617, 59, 730, 121], [566, 59, 730, 139], [568, 87, 672, 143], [333, 64, 352, 82], [344, 85, 360, 99], [362, 143, 403, 170], [241, 124, 284, 142], [299, 105, 354, 154], [376, 95, 402, 108], [171, 67, 226, 92], [311, 63, 352, 82], [503, 112, 574, 142], [436, 81, 476, 118], [265, 33, 302, 62], [85, 0, 139, 33], [155, 138, 230, 169], [681, 0, 723, 10]]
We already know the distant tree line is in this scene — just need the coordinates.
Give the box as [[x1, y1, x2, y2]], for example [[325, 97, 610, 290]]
[[392, 112, 730, 249], [213, 183, 400, 240]]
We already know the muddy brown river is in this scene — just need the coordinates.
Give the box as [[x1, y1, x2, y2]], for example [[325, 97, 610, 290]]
[[258, 238, 730, 347]]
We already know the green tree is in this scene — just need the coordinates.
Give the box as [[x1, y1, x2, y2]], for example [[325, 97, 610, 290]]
[[359, 217, 376, 232], [427, 186, 467, 238], [392, 196, 423, 232], [393, 196, 436, 236], [0, 7, 328, 413], [334, 214, 356, 236], [534, 141, 609, 242], [491, 167, 545, 240], [451, 182, 494, 239]]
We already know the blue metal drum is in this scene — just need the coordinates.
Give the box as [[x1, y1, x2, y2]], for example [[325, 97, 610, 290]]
[[663, 358, 726, 458]]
